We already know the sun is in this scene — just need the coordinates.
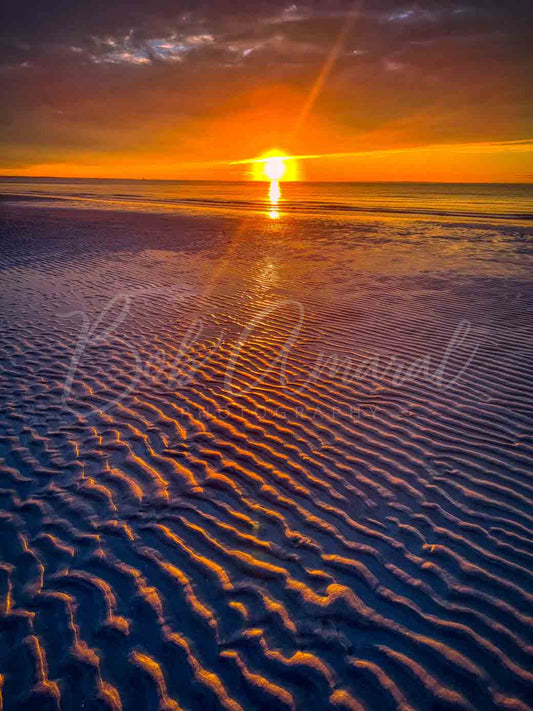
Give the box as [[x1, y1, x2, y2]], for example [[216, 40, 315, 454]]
[[264, 156, 286, 181], [250, 149, 300, 181]]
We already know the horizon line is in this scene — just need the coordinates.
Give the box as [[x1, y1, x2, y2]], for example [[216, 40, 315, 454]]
[[1, 175, 532, 186]]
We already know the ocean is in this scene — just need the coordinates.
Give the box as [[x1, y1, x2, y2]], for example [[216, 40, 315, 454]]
[[1, 176, 532, 221]]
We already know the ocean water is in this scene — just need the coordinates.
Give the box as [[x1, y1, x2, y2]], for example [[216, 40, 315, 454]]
[[1, 176, 531, 221]]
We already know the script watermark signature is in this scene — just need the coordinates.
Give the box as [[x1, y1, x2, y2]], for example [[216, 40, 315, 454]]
[[60, 293, 485, 417]]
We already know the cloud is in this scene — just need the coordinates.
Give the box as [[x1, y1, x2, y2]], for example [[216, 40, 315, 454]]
[[89, 33, 215, 65], [384, 5, 471, 24]]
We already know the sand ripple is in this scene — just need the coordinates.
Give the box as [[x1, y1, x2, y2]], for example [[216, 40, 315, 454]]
[[0, 207, 532, 710]]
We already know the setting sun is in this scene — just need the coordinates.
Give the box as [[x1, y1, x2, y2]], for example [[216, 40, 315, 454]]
[[264, 157, 286, 181], [249, 150, 301, 181]]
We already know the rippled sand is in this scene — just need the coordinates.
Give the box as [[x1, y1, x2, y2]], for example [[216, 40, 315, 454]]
[[0, 206, 532, 711]]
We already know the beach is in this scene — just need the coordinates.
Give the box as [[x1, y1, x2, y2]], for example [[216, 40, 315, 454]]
[[0, 191, 532, 711]]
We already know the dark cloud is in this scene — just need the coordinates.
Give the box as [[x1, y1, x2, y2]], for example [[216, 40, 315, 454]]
[[2, 1, 531, 59]]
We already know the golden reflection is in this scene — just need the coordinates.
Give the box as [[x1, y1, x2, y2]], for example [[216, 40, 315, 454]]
[[268, 179, 281, 219], [269, 180, 280, 203], [254, 258, 278, 289]]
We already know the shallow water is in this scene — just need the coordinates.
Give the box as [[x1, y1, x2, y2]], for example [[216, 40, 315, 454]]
[[1, 177, 532, 221], [0, 203, 532, 710]]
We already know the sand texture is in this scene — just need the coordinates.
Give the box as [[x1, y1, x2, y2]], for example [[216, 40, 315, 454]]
[[0, 205, 532, 711]]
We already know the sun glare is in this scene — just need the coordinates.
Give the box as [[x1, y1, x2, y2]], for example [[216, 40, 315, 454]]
[[249, 149, 301, 218], [250, 150, 300, 181], [264, 157, 286, 181]]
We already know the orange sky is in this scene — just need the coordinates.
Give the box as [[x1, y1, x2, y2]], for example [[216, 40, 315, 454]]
[[1, 2, 531, 182], [7, 140, 531, 183]]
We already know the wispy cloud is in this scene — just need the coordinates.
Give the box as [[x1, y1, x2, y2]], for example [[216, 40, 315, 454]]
[[91, 33, 215, 65]]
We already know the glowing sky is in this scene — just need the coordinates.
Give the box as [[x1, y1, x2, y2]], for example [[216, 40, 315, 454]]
[[1, 1, 532, 181]]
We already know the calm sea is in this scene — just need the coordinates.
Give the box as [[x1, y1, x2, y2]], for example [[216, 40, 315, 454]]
[[1, 177, 531, 222]]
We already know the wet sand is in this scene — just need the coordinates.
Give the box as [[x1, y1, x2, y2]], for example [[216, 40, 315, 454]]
[[0, 205, 532, 711]]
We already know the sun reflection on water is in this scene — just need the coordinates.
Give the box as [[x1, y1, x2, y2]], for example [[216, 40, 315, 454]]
[[268, 180, 281, 219]]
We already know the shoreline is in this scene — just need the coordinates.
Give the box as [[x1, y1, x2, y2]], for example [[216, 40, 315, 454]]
[[2, 195, 533, 227]]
